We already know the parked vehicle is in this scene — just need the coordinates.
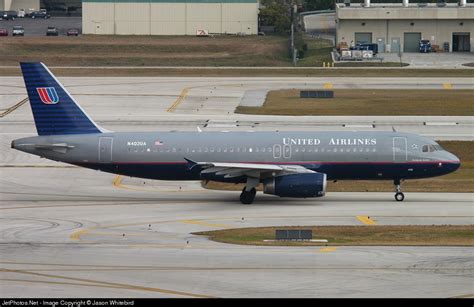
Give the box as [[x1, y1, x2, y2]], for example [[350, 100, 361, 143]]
[[46, 26, 59, 36], [17, 9, 25, 18], [0, 28, 8, 36], [30, 11, 50, 19], [66, 28, 79, 36], [419, 40, 432, 53], [12, 25, 25, 36], [0, 11, 18, 20], [350, 43, 378, 55]]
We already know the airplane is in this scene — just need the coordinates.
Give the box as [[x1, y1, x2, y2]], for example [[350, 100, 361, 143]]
[[11, 62, 461, 204]]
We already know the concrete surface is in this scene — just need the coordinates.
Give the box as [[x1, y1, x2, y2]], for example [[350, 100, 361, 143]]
[[1, 75, 473, 298], [380, 52, 474, 68], [0, 166, 473, 298], [1, 76, 473, 141]]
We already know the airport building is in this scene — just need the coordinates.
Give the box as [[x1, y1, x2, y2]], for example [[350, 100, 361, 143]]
[[336, 1, 474, 52], [82, 0, 259, 35], [0, 0, 39, 11]]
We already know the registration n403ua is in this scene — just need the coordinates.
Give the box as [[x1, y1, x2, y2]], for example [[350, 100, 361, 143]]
[[11, 63, 461, 204]]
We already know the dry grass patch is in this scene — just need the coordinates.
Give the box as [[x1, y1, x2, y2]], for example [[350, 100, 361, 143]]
[[2, 66, 474, 78], [0, 35, 290, 67], [195, 225, 474, 246], [236, 89, 474, 116]]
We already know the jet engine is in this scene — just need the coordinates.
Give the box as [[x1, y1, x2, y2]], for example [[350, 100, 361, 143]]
[[263, 173, 327, 198]]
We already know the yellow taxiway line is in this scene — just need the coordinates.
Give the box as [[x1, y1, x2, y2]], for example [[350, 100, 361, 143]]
[[356, 215, 377, 225], [443, 83, 453, 90], [1, 268, 214, 298], [0, 97, 29, 118], [319, 247, 338, 252], [323, 83, 333, 89], [167, 87, 189, 112]]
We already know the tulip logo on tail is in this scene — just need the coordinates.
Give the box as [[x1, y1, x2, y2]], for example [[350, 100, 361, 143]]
[[36, 87, 59, 104]]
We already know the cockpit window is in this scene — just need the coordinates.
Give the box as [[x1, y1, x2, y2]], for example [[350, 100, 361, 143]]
[[422, 144, 444, 152]]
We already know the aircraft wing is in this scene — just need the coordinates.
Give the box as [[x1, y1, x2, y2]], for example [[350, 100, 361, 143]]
[[193, 161, 315, 179]]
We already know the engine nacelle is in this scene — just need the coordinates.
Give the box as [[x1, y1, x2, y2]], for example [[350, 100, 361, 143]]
[[263, 173, 327, 198]]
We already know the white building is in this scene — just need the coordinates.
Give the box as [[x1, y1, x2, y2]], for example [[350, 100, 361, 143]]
[[336, 1, 473, 52]]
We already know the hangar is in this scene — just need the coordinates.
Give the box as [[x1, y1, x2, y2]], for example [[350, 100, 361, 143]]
[[82, 0, 258, 35], [336, 1, 473, 53]]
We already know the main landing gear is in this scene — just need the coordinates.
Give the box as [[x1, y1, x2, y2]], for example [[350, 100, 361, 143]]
[[240, 177, 259, 204], [240, 187, 256, 204], [394, 179, 404, 202]]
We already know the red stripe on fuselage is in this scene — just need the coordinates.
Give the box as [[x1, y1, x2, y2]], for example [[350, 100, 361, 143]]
[[108, 161, 458, 165]]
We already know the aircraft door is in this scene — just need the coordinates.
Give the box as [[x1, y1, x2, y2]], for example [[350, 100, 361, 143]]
[[283, 144, 291, 159], [393, 137, 407, 162], [99, 137, 113, 163], [273, 144, 282, 159]]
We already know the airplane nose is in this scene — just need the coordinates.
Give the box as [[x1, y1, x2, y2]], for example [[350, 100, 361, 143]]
[[448, 152, 461, 171]]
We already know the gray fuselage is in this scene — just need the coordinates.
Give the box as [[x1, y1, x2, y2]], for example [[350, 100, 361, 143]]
[[12, 131, 460, 182]]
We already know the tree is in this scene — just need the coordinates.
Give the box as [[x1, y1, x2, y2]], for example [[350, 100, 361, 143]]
[[259, 1, 292, 34], [303, 0, 335, 11]]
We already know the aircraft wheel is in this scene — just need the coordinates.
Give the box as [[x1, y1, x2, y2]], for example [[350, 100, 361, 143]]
[[395, 192, 405, 202], [240, 187, 256, 204]]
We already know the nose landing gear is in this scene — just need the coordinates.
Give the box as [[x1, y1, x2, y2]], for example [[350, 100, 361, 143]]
[[394, 179, 405, 202]]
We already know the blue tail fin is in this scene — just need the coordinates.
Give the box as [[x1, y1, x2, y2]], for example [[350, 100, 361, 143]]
[[20, 62, 104, 135]]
